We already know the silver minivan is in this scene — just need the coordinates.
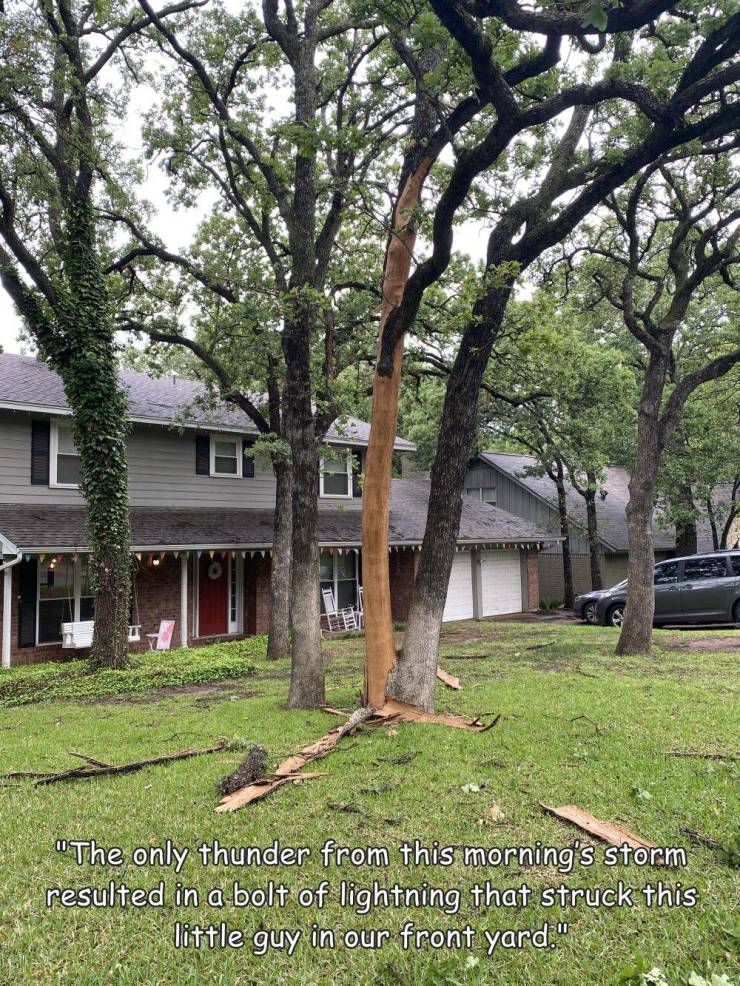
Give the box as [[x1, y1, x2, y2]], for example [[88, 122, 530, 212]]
[[594, 551, 740, 628]]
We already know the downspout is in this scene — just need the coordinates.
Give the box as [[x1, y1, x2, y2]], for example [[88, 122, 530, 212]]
[[1, 551, 23, 669]]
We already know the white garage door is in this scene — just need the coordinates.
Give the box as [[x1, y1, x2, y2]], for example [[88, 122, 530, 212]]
[[443, 553, 474, 622], [480, 550, 523, 616]]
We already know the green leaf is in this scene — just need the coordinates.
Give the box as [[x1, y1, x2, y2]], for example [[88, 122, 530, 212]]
[[583, 0, 609, 31]]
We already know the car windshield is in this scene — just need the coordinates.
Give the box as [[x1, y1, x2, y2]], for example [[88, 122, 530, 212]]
[[609, 580, 627, 590]]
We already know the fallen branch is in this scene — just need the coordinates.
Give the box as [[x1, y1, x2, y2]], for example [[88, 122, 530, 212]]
[[680, 826, 720, 849], [437, 667, 461, 690], [540, 803, 659, 855], [4, 740, 227, 786], [668, 750, 737, 761]]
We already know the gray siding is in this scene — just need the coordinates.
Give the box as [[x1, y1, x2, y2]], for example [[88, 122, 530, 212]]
[[465, 462, 590, 554], [0, 411, 362, 510]]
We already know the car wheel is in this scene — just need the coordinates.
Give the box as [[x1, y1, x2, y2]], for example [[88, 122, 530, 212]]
[[607, 604, 625, 628], [584, 602, 598, 625]]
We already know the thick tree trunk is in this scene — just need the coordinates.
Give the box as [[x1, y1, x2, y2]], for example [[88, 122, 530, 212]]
[[267, 457, 292, 660], [616, 352, 668, 656], [675, 483, 698, 556], [387, 292, 509, 711], [283, 315, 324, 708], [363, 158, 434, 708], [584, 483, 603, 590], [706, 497, 719, 550], [554, 465, 575, 609]]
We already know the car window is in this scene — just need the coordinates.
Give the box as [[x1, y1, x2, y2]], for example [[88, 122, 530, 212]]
[[730, 556, 740, 577], [654, 562, 679, 585], [683, 557, 729, 581]]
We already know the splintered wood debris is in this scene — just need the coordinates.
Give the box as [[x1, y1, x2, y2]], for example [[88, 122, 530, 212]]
[[540, 803, 658, 853], [437, 667, 461, 690], [216, 702, 493, 812]]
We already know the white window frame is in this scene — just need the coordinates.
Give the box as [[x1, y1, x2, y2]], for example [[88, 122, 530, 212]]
[[209, 434, 241, 478], [49, 420, 81, 489], [319, 451, 353, 499], [36, 556, 92, 645], [320, 550, 360, 610]]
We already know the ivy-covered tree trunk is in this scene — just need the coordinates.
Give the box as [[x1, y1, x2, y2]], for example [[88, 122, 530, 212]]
[[268, 457, 292, 661], [50, 202, 132, 669]]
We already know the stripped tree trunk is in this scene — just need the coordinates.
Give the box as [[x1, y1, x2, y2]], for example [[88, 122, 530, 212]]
[[363, 158, 434, 708], [267, 457, 292, 660]]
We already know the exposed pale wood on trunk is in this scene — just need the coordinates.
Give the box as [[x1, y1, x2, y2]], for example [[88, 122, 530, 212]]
[[363, 156, 434, 709]]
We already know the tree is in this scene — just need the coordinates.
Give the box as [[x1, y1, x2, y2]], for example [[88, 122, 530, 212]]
[[117, 0, 407, 702], [0, 0, 194, 667], [571, 156, 740, 654], [364, 0, 740, 710]]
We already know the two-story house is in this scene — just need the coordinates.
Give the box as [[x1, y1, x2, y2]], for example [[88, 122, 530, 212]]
[[0, 354, 555, 667]]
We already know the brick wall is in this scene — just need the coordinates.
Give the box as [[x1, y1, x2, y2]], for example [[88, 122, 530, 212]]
[[4, 551, 272, 667], [388, 548, 417, 623]]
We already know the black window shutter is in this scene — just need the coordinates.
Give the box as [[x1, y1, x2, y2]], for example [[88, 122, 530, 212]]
[[352, 448, 363, 498], [242, 439, 255, 478], [18, 558, 38, 648], [31, 420, 50, 485], [195, 435, 210, 475]]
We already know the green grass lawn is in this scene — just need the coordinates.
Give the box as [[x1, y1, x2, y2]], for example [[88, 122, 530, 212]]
[[0, 621, 738, 986]]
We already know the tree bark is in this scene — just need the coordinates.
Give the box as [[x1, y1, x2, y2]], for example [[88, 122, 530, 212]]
[[584, 479, 603, 590], [616, 350, 669, 655], [283, 313, 324, 708], [706, 497, 720, 550], [675, 483, 698, 556], [553, 461, 575, 609], [387, 290, 509, 712], [267, 457, 292, 660]]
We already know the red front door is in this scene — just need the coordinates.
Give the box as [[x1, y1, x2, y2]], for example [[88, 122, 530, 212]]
[[199, 555, 228, 636]]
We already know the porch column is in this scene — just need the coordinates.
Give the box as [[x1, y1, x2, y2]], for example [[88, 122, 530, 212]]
[[180, 554, 189, 648], [2, 565, 12, 668]]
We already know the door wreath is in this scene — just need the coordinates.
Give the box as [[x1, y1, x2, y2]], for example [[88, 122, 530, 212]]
[[207, 560, 223, 581]]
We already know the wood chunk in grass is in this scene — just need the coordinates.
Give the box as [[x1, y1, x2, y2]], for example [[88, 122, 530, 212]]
[[218, 746, 268, 796]]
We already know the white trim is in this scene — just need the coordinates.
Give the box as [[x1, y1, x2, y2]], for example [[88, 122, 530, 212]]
[[209, 434, 241, 478], [49, 420, 81, 489], [319, 452, 353, 499], [180, 554, 189, 648], [2, 553, 22, 668]]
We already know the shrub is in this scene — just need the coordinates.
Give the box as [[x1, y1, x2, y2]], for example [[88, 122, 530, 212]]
[[0, 637, 265, 706]]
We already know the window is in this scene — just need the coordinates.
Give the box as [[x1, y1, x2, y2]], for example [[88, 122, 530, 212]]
[[731, 556, 740, 577], [37, 557, 94, 644], [654, 561, 680, 585], [50, 421, 81, 487], [210, 436, 239, 477], [320, 550, 359, 610], [683, 556, 729, 581], [228, 555, 240, 633], [320, 454, 352, 498], [465, 486, 496, 505]]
